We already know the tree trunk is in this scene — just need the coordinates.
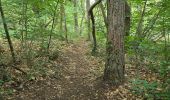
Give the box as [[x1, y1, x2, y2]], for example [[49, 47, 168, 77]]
[[0, 0, 27, 74], [88, 0, 102, 54], [62, 4, 68, 43], [125, 2, 131, 36], [47, 1, 59, 51], [73, 0, 79, 34], [136, 1, 147, 37], [64, 14, 68, 43], [60, 2, 64, 33], [79, 12, 85, 35], [134, 0, 147, 75], [103, 0, 125, 85], [0, 0, 16, 62], [99, 1, 107, 28], [60, 1, 68, 42], [79, 0, 85, 35], [86, 0, 91, 40]]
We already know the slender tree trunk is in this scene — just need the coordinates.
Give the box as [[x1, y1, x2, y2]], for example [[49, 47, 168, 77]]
[[86, 0, 91, 40], [47, 1, 59, 51], [79, 0, 85, 35], [89, 10, 97, 54], [64, 14, 68, 43], [0, 0, 27, 74], [99, 1, 107, 27], [73, 0, 79, 34], [0, 0, 16, 62], [23, 0, 28, 44], [125, 2, 131, 36], [134, 0, 147, 76], [136, 0, 147, 38], [79, 13, 85, 35], [21, 0, 24, 44], [61, 3, 68, 43], [88, 0, 102, 54], [60, 2, 64, 34], [103, 0, 125, 85], [163, 17, 167, 63], [23, 0, 32, 67], [162, 16, 169, 82]]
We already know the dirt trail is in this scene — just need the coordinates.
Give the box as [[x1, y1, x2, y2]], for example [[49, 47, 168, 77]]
[[7, 39, 106, 100], [4, 39, 142, 100]]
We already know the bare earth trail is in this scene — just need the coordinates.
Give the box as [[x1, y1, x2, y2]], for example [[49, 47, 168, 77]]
[[8, 39, 107, 100], [6, 39, 142, 100]]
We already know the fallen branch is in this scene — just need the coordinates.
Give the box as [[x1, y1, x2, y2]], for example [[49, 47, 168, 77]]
[[0, 63, 27, 75], [12, 64, 27, 75]]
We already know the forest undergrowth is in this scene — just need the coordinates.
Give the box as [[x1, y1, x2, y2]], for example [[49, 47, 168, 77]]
[[0, 38, 164, 100]]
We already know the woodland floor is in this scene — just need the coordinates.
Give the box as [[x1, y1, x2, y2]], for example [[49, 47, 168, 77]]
[[1, 38, 158, 100]]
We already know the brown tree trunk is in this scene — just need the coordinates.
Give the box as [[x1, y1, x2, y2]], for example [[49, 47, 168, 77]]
[[88, 0, 102, 54], [86, 0, 91, 40], [0, 0, 16, 62], [103, 0, 125, 85], [60, 2, 64, 33], [64, 14, 68, 43], [0, 0, 26, 75], [79, 0, 85, 35], [136, 0, 147, 38], [60, 1, 68, 42], [73, 0, 79, 34], [134, 0, 147, 75], [47, 1, 59, 51], [62, 5, 68, 43], [125, 2, 131, 36]]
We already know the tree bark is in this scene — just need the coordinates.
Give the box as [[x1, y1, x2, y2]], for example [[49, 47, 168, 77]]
[[103, 0, 125, 85], [125, 2, 131, 36]]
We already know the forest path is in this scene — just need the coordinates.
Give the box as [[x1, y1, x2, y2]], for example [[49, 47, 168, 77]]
[[49, 38, 106, 99], [5, 38, 143, 100], [8, 38, 107, 100]]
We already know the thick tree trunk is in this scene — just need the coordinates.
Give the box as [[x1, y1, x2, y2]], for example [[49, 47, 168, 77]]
[[103, 0, 125, 85]]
